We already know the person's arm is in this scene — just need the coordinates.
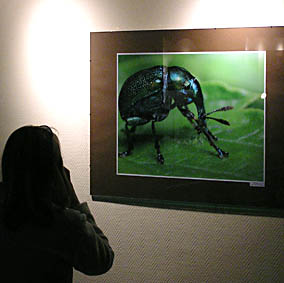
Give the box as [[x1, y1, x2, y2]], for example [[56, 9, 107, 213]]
[[69, 202, 114, 275], [61, 167, 114, 275]]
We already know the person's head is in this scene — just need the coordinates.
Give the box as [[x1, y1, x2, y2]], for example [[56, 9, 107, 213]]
[[1, 125, 69, 229]]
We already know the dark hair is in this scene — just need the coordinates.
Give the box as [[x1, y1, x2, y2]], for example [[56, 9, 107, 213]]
[[1, 125, 70, 230]]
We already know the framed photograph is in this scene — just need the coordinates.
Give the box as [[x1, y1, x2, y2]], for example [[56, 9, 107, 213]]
[[117, 51, 265, 185], [90, 27, 284, 217]]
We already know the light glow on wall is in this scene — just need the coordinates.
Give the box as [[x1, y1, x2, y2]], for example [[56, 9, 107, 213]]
[[25, 0, 93, 122], [191, 0, 284, 28]]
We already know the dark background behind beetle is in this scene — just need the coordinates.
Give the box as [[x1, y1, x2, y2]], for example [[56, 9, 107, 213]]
[[90, 27, 284, 217]]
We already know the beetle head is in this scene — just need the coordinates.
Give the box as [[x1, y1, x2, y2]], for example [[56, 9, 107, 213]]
[[168, 66, 200, 105]]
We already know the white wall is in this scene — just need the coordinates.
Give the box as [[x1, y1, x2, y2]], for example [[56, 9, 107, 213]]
[[0, 0, 283, 282]]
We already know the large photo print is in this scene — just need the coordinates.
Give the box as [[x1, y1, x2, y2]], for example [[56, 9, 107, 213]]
[[117, 52, 265, 185]]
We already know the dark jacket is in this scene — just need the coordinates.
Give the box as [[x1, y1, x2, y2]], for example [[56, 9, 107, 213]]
[[0, 194, 114, 283]]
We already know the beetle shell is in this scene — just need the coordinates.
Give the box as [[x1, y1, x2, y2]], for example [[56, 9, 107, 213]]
[[119, 66, 172, 125]]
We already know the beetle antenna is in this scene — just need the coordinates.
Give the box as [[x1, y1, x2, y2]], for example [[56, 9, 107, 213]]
[[205, 106, 233, 117], [206, 116, 230, 126]]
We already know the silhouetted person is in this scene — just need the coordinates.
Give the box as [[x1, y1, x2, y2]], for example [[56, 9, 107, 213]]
[[0, 125, 114, 283]]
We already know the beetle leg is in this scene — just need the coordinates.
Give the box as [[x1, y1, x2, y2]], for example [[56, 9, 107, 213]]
[[178, 106, 228, 158], [178, 105, 200, 132], [152, 121, 164, 164], [207, 129, 218, 141], [119, 123, 136, 157], [199, 118, 218, 141], [201, 127, 229, 159]]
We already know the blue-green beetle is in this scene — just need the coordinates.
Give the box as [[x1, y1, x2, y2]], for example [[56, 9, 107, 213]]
[[118, 65, 233, 164]]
